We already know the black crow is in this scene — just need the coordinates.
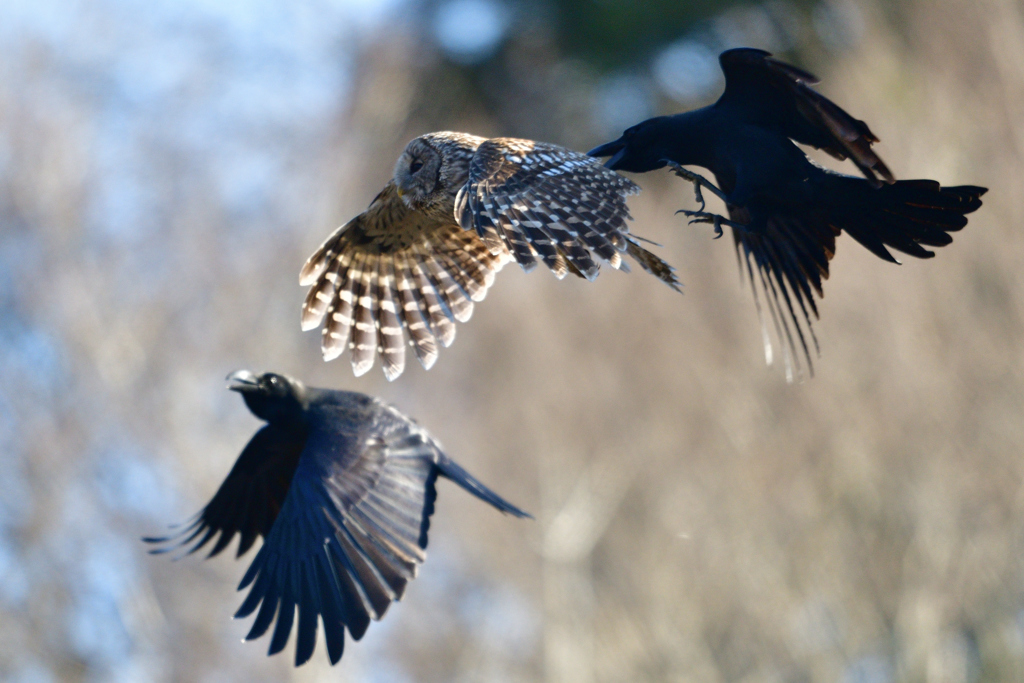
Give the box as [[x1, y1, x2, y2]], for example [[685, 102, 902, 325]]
[[589, 47, 987, 379], [145, 370, 530, 666]]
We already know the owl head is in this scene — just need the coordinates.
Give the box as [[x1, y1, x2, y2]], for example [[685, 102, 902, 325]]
[[393, 137, 444, 209]]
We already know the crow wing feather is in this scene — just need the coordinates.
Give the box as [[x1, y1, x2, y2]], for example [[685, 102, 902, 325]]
[[229, 399, 529, 666], [143, 424, 305, 559], [717, 47, 895, 188]]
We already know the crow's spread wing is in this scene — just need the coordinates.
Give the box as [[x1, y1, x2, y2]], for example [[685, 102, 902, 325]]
[[228, 403, 529, 666], [144, 424, 305, 559], [727, 205, 835, 381], [727, 178, 987, 381], [717, 48, 895, 188]]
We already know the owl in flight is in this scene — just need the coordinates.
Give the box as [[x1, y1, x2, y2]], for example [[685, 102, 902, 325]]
[[300, 132, 680, 380]]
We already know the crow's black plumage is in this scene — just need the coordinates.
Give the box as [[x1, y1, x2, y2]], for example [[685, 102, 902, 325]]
[[590, 47, 987, 379], [145, 370, 530, 667]]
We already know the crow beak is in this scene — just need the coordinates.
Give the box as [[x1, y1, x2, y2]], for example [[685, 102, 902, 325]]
[[226, 369, 260, 392], [587, 138, 627, 169]]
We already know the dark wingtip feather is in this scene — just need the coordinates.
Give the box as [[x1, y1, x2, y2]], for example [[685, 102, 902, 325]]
[[418, 468, 440, 549], [728, 210, 825, 383], [141, 515, 214, 558], [268, 596, 296, 656], [294, 593, 319, 667]]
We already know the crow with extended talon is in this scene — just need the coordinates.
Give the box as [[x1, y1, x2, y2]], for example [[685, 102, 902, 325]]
[[590, 47, 986, 379], [145, 370, 530, 667]]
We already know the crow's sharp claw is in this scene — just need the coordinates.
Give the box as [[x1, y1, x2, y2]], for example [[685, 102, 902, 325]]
[[680, 209, 743, 238]]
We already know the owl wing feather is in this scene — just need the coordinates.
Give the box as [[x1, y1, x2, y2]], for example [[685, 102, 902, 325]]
[[300, 181, 510, 381], [455, 138, 679, 291]]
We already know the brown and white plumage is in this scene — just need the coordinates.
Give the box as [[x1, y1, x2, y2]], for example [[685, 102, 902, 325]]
[[301, 131, 680, 380]]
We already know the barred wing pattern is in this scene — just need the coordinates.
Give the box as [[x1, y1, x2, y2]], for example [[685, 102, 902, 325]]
[[303, 136, 681, 381], [456, 138, 680, 291], [718, 48, 895, 188], [300, 182, 510, 381]]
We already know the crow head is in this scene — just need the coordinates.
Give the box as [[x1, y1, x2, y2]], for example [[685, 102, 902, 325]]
[[588, 117, 672, 173], [227, 370, 307, 425]]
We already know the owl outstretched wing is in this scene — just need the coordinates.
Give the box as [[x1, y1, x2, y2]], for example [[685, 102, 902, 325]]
[[300, 181, 510, 381], [455, 138, 680, 290]]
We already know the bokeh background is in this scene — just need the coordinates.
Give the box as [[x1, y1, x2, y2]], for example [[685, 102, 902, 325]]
[[1, 0, 1022, 680]]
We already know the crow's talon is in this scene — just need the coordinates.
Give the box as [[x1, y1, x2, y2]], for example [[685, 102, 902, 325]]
[[694, 185, 706, 212], [661, 159, 728, 207], [681, 209, 743, 237], [663, 160, 740, 235], [686, 217, 725, 239]]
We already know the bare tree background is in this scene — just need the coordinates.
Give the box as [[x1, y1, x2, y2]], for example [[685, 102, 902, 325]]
[[1, 0, 1022, 681]]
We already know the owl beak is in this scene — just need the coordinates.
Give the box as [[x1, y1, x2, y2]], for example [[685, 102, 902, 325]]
[[396, 185, 416, 209]]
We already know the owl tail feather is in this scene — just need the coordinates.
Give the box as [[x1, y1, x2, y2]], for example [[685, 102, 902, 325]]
[[624, 237, 683, 293]]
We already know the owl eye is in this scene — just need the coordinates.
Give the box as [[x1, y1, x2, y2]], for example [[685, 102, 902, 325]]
[[409, 159, 424, 173]]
